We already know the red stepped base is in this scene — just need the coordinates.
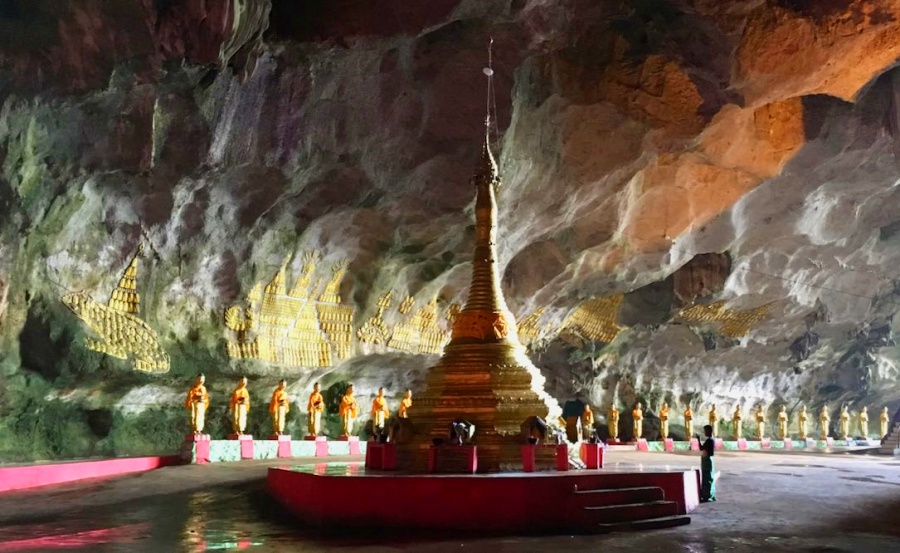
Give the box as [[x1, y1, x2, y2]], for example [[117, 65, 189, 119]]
[[521, 444, 569, 472], [580, 443, 604, 469], [365, 443, 397, 470], [268, 463, 699, 534], [428, 445, 477, 473]]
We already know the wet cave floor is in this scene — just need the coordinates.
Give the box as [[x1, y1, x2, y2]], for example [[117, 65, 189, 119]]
[[0, 451, 898, 552]]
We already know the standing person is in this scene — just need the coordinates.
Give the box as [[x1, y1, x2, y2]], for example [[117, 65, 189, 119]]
[[683, 404, 693, 437], [269, 379, 290, 436], [708, 404, 719, 438], [659, 402, 670, 440], [632, 402, 644, 441], [370, 387, 390, 432], [306, 382, 324, 438], [185, 374, 210, 435], [229, 376, 251, 436], [700, 424, 717, 503]]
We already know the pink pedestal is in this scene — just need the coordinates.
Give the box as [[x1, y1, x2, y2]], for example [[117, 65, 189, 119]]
[[186, 434, 210, 464], [337, 435, 361, 454], [664, 438, 675, 452], [784, 438, 793, 450], [428, 445, 478, 474], [761, 438, 771, 449], [238, 435, 254, 459], [635, 438, 649, 452], [365, 443, 397, 470], [689, 438, 700, 451], [314, 436, 329, 457], [826, 437, 834, 447], [715, 438, 723, 450], [580, 443, 604, 469], [270, 435, 292, 458], [737, 438, 748, 450], [520, 444, 569, 472]]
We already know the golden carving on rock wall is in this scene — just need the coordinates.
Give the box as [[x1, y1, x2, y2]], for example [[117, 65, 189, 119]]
[[224, 252, 354, 368], [560, 294, 625, 343], [678, 300, 772, 338], [356, 291, 393, 345], [61, 244, 170, 373], [386, 297, 451, 355], [517, 306, 546, 344]]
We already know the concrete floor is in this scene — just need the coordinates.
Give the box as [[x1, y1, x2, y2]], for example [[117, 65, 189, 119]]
[[0, 450, 897, 552]]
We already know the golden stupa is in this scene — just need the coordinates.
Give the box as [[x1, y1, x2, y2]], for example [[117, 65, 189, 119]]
[[404, 124, 562, 472]]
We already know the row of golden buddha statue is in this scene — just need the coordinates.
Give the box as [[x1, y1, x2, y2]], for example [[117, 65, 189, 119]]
[[184, 375, 412, 439], [583, 402, 892, 441]]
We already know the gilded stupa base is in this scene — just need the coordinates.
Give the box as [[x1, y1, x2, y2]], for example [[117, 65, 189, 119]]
[[400, 341, 561, 472]]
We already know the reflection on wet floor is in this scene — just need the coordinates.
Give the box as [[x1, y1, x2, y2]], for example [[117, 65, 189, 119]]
[[0, 453, 898, 552]]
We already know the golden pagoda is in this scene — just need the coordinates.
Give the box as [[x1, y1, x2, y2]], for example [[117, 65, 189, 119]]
[[404, 126, 561, 472]]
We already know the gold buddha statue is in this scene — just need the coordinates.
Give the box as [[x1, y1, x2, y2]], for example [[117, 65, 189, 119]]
[[684, 405, 693, 437], [754, 405, 766, 440], [881, 406, 890, 438], [268, 379, 290, 436], [659, 402, 670, 440], [185, 374, 209, 434], [398, 389, 412, 419], [731, 404, 742, 440], [607, 405, 620, 441], [819, 405, 831, 439], [338, 384, 359, 437], [776, 405, 788, 440], [838, 404, 850, 440], [306, 382, 324, 437], [581, 405, 594, 441], [858, 406, 869, 439], [708, 404, 719, 438], [632, 402, 643, 441], [371, 387, 390, 430], [797, 404, 808, 440], [229, 376, 251, 435]]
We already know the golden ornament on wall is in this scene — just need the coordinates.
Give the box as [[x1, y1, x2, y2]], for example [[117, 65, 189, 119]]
[[678, 300, 772, 338], [62, 243, 170, 373], [224, 252, 355, 367], [559, 294, 625, 343]]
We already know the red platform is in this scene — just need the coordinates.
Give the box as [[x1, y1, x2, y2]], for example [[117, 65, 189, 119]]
[[521, 444, 568, 472], [428, 445, 477, 473], [268, 462, 698, 534], [365, 443, 397, 470], [579, 443, 604, 469], [0, 456, 180, 493]]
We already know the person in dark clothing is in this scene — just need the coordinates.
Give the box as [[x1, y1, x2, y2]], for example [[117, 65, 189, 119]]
[[700, 424, 717, 502]]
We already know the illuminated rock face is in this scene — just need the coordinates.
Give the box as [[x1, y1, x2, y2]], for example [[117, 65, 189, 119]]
[[2, 1, 900, 459]]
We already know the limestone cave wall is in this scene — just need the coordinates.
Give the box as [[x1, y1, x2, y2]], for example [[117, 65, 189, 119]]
[[1, 0, 900, 460]]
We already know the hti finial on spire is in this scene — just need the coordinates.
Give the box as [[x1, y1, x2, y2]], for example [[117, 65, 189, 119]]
[[478, 37, 499, 182]]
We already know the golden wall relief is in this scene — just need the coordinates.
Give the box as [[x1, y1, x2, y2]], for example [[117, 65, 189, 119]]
[[356, 291, 393, 345], [559, 294, 625, 344], [678, 300, 772, 338], [61, 244, 170, 373], [224, 252, 353, 367], [517, 306, 546, 344]]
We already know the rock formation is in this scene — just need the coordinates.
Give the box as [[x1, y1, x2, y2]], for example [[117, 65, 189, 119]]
[[1, 0, 899, 459]]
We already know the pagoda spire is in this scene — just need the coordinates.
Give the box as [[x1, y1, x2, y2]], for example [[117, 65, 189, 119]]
[[400, 42, 560, 472]]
